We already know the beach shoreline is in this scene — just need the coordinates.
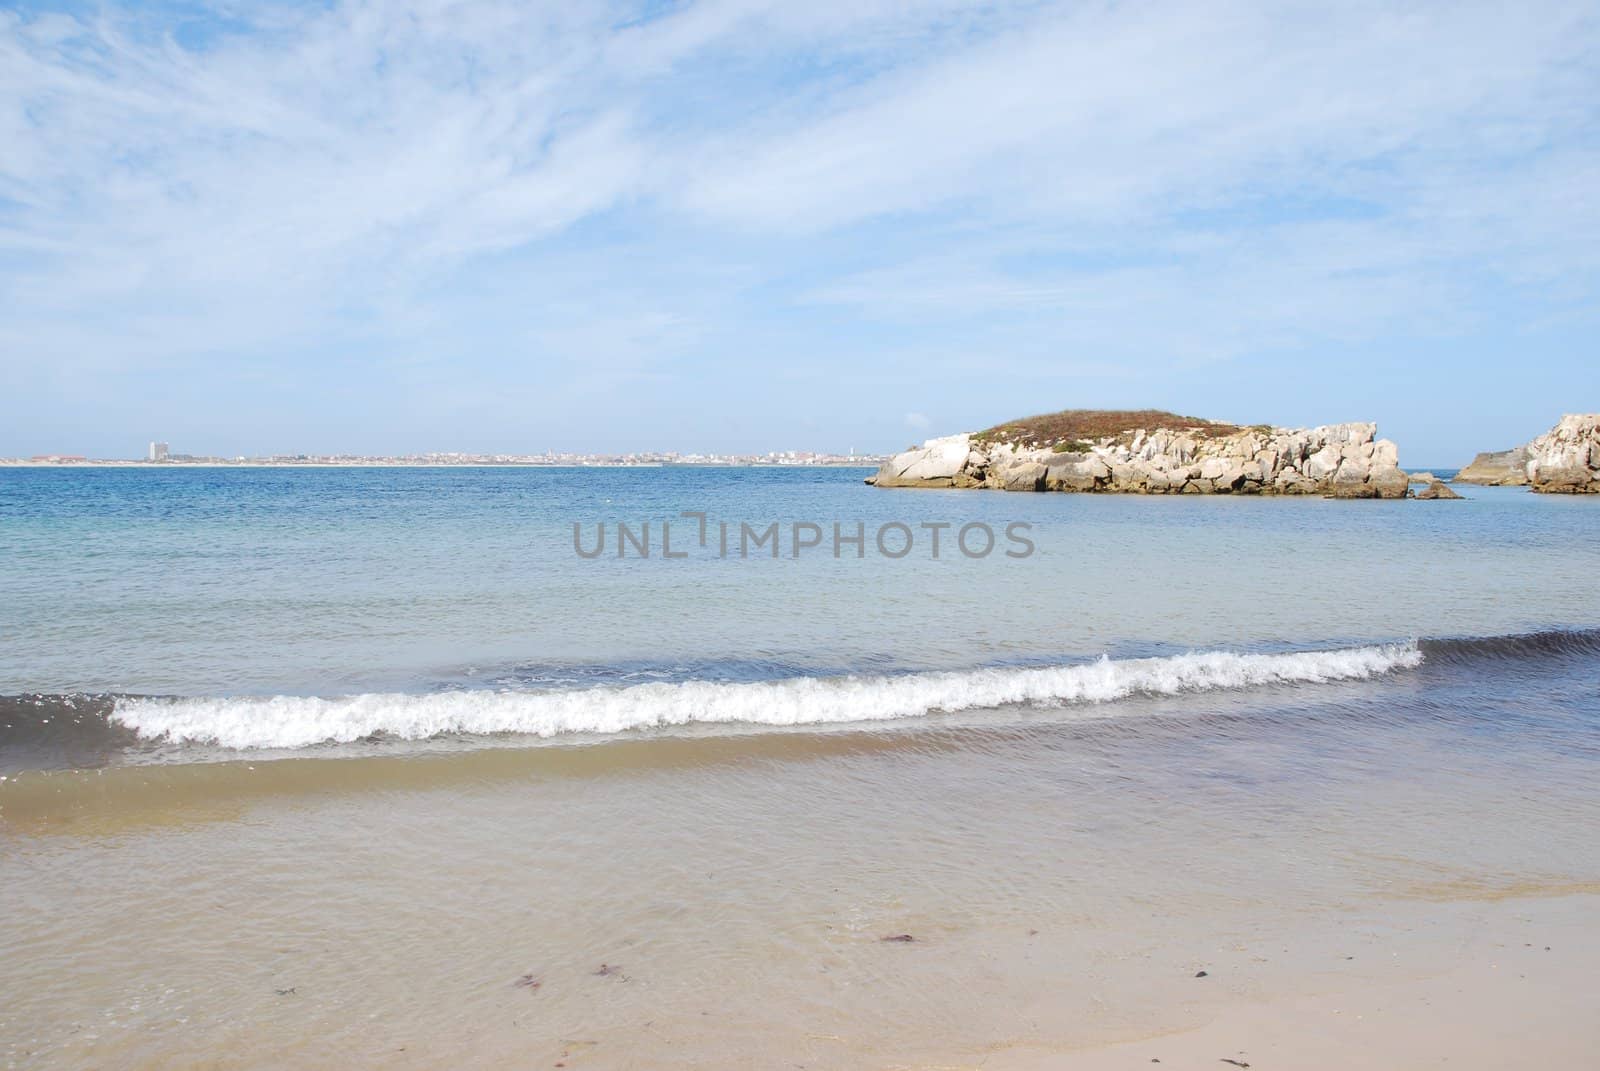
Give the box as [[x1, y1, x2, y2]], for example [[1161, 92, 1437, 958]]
[[3, 468, 1598, 1070]]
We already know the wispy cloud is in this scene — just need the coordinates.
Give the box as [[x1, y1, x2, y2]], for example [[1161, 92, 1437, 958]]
[[0, 0, 1596, 457]]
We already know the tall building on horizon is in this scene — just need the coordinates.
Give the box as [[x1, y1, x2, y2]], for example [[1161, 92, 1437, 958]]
[[148, 441, 169, 462]]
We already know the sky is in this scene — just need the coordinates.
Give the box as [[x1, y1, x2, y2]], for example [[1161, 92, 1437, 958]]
[[1, 0, 1597, 465]]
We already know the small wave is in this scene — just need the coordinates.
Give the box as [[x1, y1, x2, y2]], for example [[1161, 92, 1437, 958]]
[[109, 643, 1423, 751], [1420, 628, 1600, 663], [0, 693, 135, 773]]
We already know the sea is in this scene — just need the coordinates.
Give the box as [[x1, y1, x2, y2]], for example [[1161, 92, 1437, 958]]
[[2, 465, 1598, 1068]]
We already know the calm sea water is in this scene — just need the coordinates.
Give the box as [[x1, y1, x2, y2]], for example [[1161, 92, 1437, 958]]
[[1, 465, 1598, 767], [3, 466, 1599, 1069]]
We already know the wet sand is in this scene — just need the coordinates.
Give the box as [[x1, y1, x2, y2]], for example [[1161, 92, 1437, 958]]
[[1000, 893, 1600, 1071], [6, 654, 1600, 1069]]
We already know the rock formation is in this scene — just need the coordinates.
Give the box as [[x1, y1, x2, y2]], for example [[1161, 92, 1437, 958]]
[[1415, 480, 1462, 500], [1456, 414, 1600, 493], [867, 414, 1409, 498], [1525, 414, 1600, 493], [1455, 446, 1531, 486]]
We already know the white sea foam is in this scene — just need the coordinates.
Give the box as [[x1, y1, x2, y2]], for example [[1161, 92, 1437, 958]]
[[111, 643, 1422, 750]]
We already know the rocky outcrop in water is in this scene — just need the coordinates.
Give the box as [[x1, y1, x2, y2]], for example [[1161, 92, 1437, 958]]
[[1525, 414, 1600, 493], [1456, 414, 1600, 493], [1455, 446, 1531, 486], [1415, 479, 1462, 500], [867, 420, 1410, 498]]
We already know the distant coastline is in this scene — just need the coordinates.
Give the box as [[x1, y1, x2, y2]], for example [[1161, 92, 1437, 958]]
[[2, 454, 883, 469]]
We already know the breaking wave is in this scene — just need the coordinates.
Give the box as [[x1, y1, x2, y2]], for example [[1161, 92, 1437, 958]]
[[106, 643, 1423, 751]]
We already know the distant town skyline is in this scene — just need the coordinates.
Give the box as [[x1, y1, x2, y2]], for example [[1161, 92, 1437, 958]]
[[8, 442, 884, 467], [2, 2, 1596, 467]]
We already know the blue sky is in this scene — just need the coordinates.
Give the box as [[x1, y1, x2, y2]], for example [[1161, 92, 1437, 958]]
[[1, 0, 1597, 465]]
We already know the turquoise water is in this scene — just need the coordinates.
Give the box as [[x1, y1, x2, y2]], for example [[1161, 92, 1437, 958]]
[[1, 466, 1597, 759]]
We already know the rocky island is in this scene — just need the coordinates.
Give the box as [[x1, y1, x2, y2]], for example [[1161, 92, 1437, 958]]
[[867, 409, 1410, 498], [1457, 414, 1600, 493], [1456, 446, 1531, 486]]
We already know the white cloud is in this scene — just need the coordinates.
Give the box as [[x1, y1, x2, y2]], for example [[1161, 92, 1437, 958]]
[[680, 1, 1596, 235]]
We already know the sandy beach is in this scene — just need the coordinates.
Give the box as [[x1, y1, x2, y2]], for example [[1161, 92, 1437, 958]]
[[995, 893, 1600, 1071], [7, 630, 1599, 1069]]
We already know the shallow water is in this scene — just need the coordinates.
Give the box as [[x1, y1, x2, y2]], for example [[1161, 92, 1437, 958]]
[[1, 468, 1598, 1068], [2, 467, 1597, 700]]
